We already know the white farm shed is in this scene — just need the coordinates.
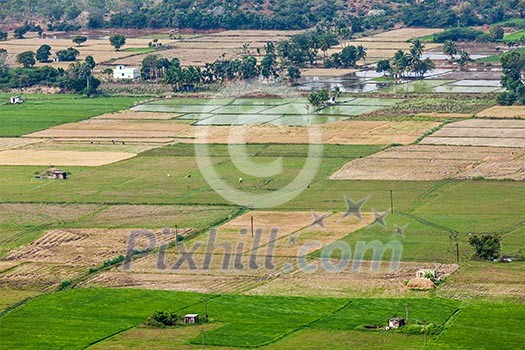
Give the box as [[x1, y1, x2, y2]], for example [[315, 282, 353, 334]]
[[113, 65, 140, 80]]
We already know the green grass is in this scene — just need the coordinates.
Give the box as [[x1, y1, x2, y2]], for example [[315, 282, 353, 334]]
[[5, 289, 521, 350], [478, 47, 525, 63], [494, 18, 525, 28], [412, 34, 436, 43], [0, 94, 143, 137], [433, 301, 525, 349], [0, 144, 381, 206], [0, 289, 205, 350], [310, 298, 459, 330], [121, 47, 157, 53], [0, 289, 346, 349], [503, 30, 525, 42]]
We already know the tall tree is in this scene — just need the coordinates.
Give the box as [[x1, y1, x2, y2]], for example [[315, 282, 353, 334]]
[[17, 51, 36, 68], [356, 44, 367, 65], [72, 36, 88, 47], [36, 44, 52, 62], [443, 40, 458, 60], [109, 34, 126, 51]]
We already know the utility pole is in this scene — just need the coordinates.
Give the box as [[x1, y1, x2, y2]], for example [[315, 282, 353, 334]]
[[390, 190, 394, 214], [456, 241, 460, 263], [200, 328, 205, 350], [405, 304, 409, 324]]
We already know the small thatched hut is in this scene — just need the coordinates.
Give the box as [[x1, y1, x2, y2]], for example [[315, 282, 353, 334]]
[[406, 278, 435, 290]]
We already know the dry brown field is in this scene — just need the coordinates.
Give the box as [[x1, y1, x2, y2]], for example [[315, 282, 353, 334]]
[[0, 149, 137, 166], [476, 106, 525, 118], [0, 138, 44, 151], [0, 228, 192, 290], [422, 119, 525, 147], [184, 120, 439, 145], [331, 145, 525, 181], [25, 119, 193, 139]]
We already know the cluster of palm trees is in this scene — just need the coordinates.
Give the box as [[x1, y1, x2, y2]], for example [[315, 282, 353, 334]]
[[442, 40, 472, 70], [376, 40, 435, 80]]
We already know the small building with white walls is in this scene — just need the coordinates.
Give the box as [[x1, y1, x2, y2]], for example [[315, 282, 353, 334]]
[[113, 65, 140, 80]]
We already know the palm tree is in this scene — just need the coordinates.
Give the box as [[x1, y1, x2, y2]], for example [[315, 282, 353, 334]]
[[443, 40, 458, 60], [392, 50, 408, 81], [356, 45, 367, 66], [410, 39, 425, 57]]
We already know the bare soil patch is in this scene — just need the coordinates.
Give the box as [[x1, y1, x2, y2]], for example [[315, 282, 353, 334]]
[[331, 145, 525, 181], [0, 150, 136, 166]]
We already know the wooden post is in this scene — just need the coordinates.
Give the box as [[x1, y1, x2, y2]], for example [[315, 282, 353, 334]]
[[251, 215, 254, 238], [456, 242, 460, 263]]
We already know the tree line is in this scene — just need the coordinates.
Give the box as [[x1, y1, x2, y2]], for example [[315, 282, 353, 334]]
[[1, 0, 522, 32], [0, 51, 99, 96]]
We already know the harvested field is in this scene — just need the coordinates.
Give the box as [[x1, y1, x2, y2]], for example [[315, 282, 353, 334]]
[[0, 262, 84, 290], [80, 210, 376, 293], [265, 213, 374, 257], [360, 28, 444, 42], [4, 228, 190, 265], [93, 111, 180, 120], [25, 119, 193, 139], [1, 37, 167, 66], [416, 112, 474, 119], [246, 261, 458, 298], [0, 150, 136, 166], [476, 106, 525, 118], [422, 119, 525, 148], [0, 138, 43, 151], [330, 145, 525, 181], [84, 271, 269, 294], [183, 120, 439, 145], [18, 140, 160, 154], [0, 228, 192, 290], [113, 30, 299, 67]]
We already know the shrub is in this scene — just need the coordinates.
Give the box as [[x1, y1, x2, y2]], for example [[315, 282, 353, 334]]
[[468, 234, 501, 260], [59, 279, 72, 289], [498, 91, 517, 106], [145, 310, 178, 327]]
